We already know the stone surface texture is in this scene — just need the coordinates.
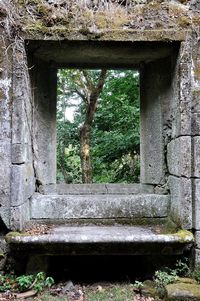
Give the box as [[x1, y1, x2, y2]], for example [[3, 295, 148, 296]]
[[30, 193, 170, 220], [166, 282, 200, 301], [7, 225, 194, 255], [39, 183, 154, 195], [168, 176, 192, 229], [0, 0, 199, 265]]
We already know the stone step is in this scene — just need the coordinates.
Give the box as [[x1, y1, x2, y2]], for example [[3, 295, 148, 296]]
[[30, 193, 170, 220], [39, 183, 154, 195], [7, 225, 194, 255]]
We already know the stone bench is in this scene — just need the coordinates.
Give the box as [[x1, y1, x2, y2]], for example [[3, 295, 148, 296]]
[[7, 225, 194, 256]]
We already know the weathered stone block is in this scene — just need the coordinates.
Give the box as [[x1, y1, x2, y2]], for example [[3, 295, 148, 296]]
[[39, 183, 154, 195], [12, 101, 30, 145], [167, 137, 191, 177], [0, 208, 10, 229], [193, 137, 200, 177], [33, 60, 57, 185], [0, 142, 11, 216], [11, 143, 32, 164], [192, 113, 200, 135], [166, 281, 200, 301], [194, 248, 200, 266], [192, 59, 200, 88], [168, 176, 192, 229], [30, 193, 170, 220], [194, 179, 200, 230], [10, 202, 30, 231], [12, 57, 32, 145], [140, 59, 165, 184], [195, 231, 200, 249], [11, 163, 35, 206], [192, 90, 200, 113], [172, 60, 192, 137]]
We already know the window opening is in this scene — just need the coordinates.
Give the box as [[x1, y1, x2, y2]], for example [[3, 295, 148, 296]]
[[56, 69, 140, 184]]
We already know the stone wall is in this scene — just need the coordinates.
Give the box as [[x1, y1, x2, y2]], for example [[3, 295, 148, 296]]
[[10, 43, 35, 230], [0, 0, 200, 263], [191, 29, 200, 264], [0, 30, 12, 229]]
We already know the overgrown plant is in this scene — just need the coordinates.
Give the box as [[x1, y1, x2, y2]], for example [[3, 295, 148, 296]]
[[133, 280, 144, 294], [154, 259, 190, 297], [154, 270, 178, 296], [0, 272, 54, 293], [190, 265, 200, 283]]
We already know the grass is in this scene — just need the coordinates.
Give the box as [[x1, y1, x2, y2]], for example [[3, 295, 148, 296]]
[[27, 283, 138, 301], [84, 283, 135, 301]]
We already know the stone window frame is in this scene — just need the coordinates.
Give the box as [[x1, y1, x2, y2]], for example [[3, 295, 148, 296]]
[[27, 40, 180, 188], [9, 38, 194, 231]]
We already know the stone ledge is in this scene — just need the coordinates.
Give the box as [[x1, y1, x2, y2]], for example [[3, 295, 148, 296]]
[[30, 193, 170, 220], [39, 183, 154, 195], [7, 226, 194, 256]]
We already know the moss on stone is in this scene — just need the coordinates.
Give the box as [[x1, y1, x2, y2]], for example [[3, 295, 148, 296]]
[[5, 231, 27, 240], [173, 230, 194, 243], [24, 20, 48, 34], [6, 231, 22, 237], [178, 16, 191, 28], [176, 277, 198, 285], [0, 249, 5, 258], [142, 280, 158, 298], [10, 0, 199, 41], [166, 282, 200, 300]]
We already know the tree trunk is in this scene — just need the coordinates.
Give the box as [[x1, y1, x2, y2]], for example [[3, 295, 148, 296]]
[[80, 124, 92, 183], [80, 69, 107, 183]]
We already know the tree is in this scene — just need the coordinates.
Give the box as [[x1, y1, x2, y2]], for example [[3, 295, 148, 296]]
[[57, 69, 140, 184], [91, 70, 140, 183], [57, 69, 107, 183]]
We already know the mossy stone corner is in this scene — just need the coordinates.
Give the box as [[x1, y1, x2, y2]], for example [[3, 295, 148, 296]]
[[166, 281, 200, 301]]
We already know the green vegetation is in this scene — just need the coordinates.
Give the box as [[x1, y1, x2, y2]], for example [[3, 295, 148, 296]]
[[84, 284, 135, 301], [153, 259, 191, 297], [154, 270, 178, 296], [190, 265, 200, 283], [57, 69, 140, 184], [1, 260, 199, 301], [0, 272, 54, 293]]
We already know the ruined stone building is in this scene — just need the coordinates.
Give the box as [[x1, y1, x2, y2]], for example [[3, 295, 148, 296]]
[[0, 0, 200, 267]]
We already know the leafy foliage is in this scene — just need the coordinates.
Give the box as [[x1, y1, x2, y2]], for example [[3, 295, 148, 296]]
[[154, 270, 178, 295], [154, 259, 190, 297], [0, 272, 54, 293], [57, 69, 140, 183]]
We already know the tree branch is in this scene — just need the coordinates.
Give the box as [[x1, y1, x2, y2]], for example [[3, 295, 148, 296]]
[[81, 70, 95, 92], [72, 89, 87, 103]]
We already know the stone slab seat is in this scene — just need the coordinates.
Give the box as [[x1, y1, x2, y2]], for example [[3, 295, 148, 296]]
[[30, 193, 170, 220], [7, 226, 194, 256]]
